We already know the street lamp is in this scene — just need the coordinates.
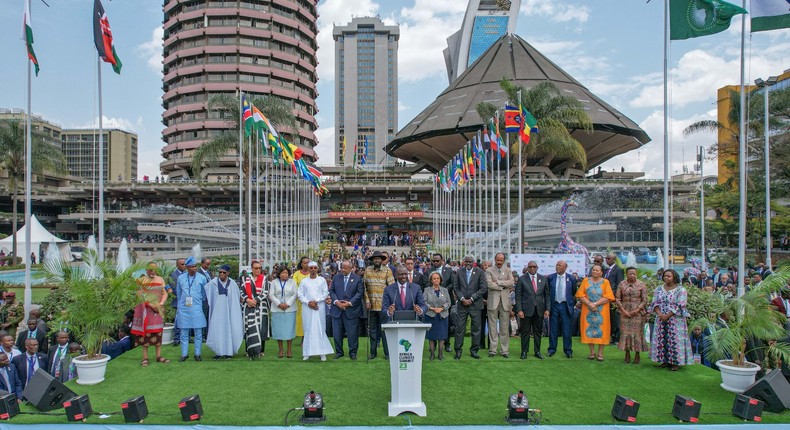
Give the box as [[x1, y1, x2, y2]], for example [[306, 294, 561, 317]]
[[754, 76, 778, 269]]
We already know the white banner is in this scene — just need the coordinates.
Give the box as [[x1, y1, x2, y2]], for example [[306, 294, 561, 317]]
[[509, 253, 587, 277]]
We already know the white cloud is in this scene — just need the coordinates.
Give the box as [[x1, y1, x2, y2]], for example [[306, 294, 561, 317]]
[[520, 0, 591, 23], [137, 26, 164, 74], [599, 109, 718, 179], [314, 125, 336, 165], [76, 116, 137, 133], [397, 101, 408, 112], [315, 0, 382, 83]]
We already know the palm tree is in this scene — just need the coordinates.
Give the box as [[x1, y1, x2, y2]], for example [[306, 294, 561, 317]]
[[191, 93, 297, 180], [476, 79, 592, 171], [0, 120, 66, 261]]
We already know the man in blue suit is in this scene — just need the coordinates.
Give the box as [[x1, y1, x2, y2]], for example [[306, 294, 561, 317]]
[[329, 261, 364, 360], [11, 338, 47, 389], [382, 266, 427, 322], [0, 352, 22, 401], [546, 260, 577, 359]]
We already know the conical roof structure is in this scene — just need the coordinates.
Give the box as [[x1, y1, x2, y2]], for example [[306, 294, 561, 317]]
[[386, 34, 650, 172]]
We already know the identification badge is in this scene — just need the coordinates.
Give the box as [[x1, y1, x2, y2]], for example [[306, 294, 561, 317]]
[[185, 296, 193, 307], [693, 354, 701, 364]]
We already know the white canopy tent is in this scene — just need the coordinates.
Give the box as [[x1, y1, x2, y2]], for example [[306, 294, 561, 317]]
[[0, 214, 71, 263]]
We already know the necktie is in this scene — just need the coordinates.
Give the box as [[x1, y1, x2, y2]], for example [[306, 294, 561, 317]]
[[344, 276, 349, 289], [466, 270, 471, 284], [400, 285, 406, 308], [27, 356, 35, 384], [557, 275, 564, 302], [53, 346, 65, 378], [408, 272, 413, 283], [532, 275, 537, 293]]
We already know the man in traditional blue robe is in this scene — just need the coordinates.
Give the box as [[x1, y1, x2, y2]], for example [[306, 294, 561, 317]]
[[205, 265, 243, 359], [176, 257, 208, 361]]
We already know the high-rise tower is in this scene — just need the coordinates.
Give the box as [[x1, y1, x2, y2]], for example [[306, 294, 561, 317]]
[[333, 17, 398, 167], [161, 0, 319, 178], [443, 0, 520, 84]]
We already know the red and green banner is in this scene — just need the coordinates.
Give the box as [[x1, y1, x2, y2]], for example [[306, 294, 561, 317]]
[[93, 0, 122, 74], [22, 0, 39, 76]]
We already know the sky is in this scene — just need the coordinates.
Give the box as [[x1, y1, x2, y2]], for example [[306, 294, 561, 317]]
[[1, 0, 789, 180]]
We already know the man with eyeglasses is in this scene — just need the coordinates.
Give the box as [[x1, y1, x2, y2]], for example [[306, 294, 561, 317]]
[[423, 253, 456, 353], [205, 265, 243, 360], [604, 254, 624, 345], [453, 255, 487, 360]]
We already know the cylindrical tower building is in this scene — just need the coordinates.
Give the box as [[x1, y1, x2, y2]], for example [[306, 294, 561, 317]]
[[160, 0, 319, 178]]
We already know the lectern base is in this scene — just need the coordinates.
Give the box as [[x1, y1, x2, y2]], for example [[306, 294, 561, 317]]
[[388, 401, 426, 417]]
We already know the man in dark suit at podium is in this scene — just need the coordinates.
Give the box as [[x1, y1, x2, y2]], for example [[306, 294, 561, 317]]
[[515, 261, 549, 359], [329, 261, 364, 360], [382, 267, 427, 321], [453, 255, 487, 360], [546, 260, 577, 359]]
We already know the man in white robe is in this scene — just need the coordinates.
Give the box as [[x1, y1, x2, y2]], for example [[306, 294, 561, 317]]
[[205, 264, 244, 359], [298, 262, 334, 361]]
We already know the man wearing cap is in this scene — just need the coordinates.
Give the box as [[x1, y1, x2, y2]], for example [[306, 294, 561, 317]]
[[0, 293, 22, 339], [298, 261, 334, 361], [205, 265, 243, 359], [176, 257, 208, 362], [364, 251, 395, 359]]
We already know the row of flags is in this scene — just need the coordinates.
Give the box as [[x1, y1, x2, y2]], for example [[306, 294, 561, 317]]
[[22, 0, 122, 76], [340, 135, 369, 166], [669, 0, 790, 40], [241, 95, 328, 196], [434, 103, 538, 192]]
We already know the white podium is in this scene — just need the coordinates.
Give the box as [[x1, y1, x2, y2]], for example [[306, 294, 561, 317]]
[[382, 322, 431, 417]]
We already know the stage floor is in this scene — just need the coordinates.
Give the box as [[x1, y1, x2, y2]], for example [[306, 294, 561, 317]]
[[4, 337, 789, 426]]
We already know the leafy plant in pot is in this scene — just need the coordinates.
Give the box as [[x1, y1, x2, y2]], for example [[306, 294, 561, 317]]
[[704, 267, 790, 393], [41, 249, 142, 385]]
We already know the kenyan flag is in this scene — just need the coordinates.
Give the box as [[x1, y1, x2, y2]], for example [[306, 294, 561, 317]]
[[22, 0, 39, 76]]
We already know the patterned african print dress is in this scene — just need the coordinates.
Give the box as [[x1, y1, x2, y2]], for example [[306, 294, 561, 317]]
[[650, 285, 695, 366], [575, 278, 615, 345], [616, 280, 650, 352], [240, 274, 270, 357], [131, 275, 168, 347]]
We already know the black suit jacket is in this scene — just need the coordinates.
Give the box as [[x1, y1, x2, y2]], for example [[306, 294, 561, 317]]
[[11, 352, 48, 386], [455, 267, 488, 310], [329, 272, 364, 319], [0, 364, 23, 398], [605, 265, 624, 293], [408, 271, 424, 289], [515, 273, 549, 317], [46, 344, 70, 376], [16, 330, 47, 353]]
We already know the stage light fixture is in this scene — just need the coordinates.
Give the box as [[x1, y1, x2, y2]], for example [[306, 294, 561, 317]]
[[301, 390, 325, 423], [611, 394, 639, 422], [178, 394, 203, 422], [672, 395, 701, 423], [0, 393, 19, 420], [732, 394, 764, 422], [121, 396, 149, 423], [506, 390, 529, 424], [64, 394, 92, 422]]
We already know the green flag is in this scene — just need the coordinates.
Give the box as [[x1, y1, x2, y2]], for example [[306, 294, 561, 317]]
[[670, 0, 747, 40]]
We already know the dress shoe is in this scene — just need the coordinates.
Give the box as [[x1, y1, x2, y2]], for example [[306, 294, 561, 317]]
[[213, 355, 222, 360], [454, 351, 462, 360], [502, 354, 509, 359], [369, 352, 377, 360], [488, 352, 496, 357], [384, 355, 389, 361], [334, 353, 344, 360], [547, 352, 555, 357], [534, 352, 544, 359], [520, 352, 527, 360], [179, 355, 188, 362], [470, 352, 481, 359], [566, 353, 573, 359], [350, 354, 357, 360], [172, 341, 181, 346], [194, 355, 202, 361], [445, 345, 453, 353]]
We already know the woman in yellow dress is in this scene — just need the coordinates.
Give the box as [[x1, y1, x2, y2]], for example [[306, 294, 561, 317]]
[[292, 256, 311, 339], [575, 264, 615, 361]]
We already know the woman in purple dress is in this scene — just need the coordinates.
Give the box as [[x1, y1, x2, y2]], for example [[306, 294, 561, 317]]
[[650, 269, 694, 371]]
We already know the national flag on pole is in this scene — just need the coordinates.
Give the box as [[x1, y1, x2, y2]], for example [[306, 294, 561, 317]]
[[22, 0, 39, 76], [669, 0, 747, 40], [491, 118, 507, 159], [467, 143, 475, 177], [361, 136, 368, 165], [519, 103, 538, 145], [93, 0, 122, 74], [504, 105, 521, 133], [340, 136, 346, 164], [352, 140, 358, 165], [242, 95, 254, 137], [750, 0, 790, 32], [475, 135, 486, 172]]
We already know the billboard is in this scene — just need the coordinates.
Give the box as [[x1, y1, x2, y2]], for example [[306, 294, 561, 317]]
[[468, 15, 509, 66], [509, 254, 587, 278]]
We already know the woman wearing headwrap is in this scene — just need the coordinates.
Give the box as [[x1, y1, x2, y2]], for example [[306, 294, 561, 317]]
[[239, 261, 270, 359]]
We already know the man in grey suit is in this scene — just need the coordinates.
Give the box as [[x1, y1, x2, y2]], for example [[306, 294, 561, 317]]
[[329, 261, 364, 360], [515, 260, 549, 359], [454, 255, 488, 360]]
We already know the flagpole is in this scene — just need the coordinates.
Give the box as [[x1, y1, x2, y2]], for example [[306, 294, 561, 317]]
[[736, 0, 747, 297], [256, 135, 260, 261], [238, 92, 244, 266], [514, 97, 523, 255], [662, 0, 670, 269], [247, 135, 252, 263], [97, 56, 105, 261], [24, 51, 33, 323]]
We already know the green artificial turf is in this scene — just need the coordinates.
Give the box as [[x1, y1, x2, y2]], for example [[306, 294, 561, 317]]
[[8, 337, 790, 426], [7, 286, 49, 304]]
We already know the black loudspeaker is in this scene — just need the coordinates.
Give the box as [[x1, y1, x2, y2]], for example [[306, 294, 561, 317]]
[[743, 369, 790, 413], [672, 395, 701, 423], [611, 394, 640, 422], [21, 369, 77, 411], [732, 394, 764, 421], [178, 394, 203, 422], [121, 396, 149, 423], [0, 392, 19, 420], [64, 395, 92, 422]]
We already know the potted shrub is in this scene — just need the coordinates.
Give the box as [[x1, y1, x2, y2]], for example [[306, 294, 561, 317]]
[[42, 249, 141, 384], [704, 267, 790, 393]]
